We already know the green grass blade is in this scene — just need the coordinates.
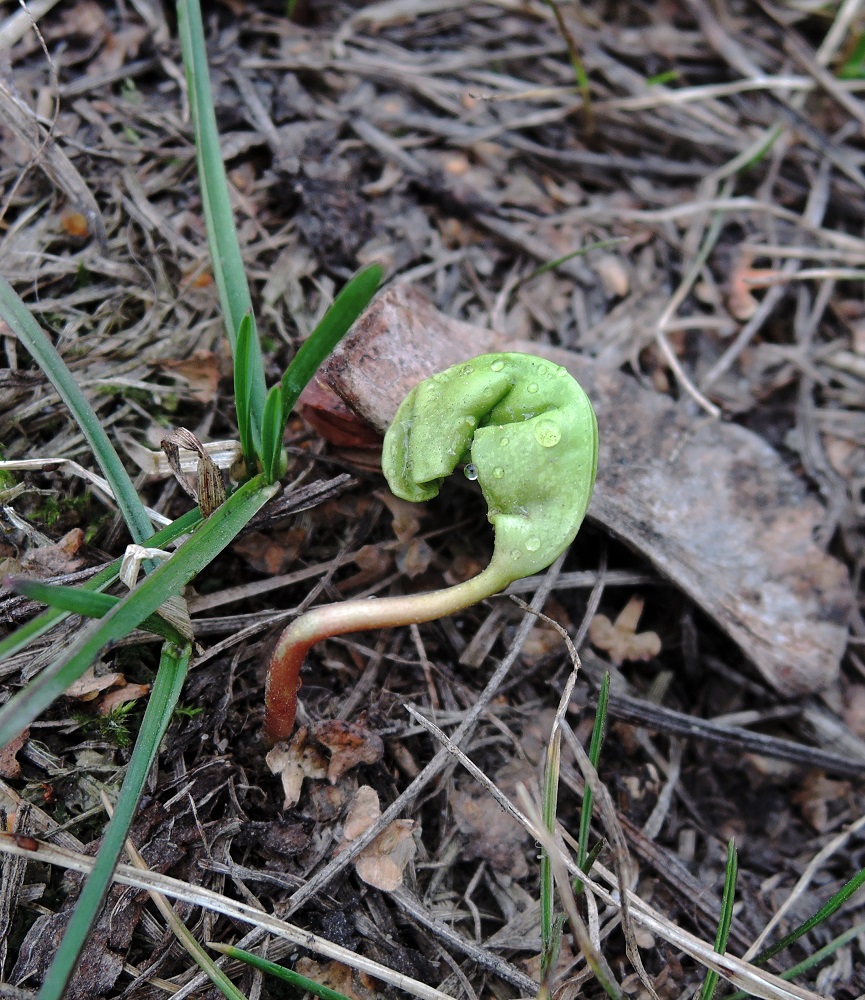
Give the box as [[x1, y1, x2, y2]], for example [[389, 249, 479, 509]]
[[754, 865, 865, 966], [7, 579, 188, 644], [0, 508, 202, 663], [234, 313, 257, 464], [543, 0, 593, 121], [0, 477, 277, 751], [38, 641, 192, 1000], [208, 943, 353, 1000], [176, 0, 267, 435], [726, 921, 865, 1000], [540, 722, 561, 981], [0, 275, 152, 545], [144, 888, 249, 1000], [280, 263, 383, 415], [260, 383, 285, 484], [699, 838, 738, 1000], [521, 238, 626, 285], [577, 672, 610, 873]]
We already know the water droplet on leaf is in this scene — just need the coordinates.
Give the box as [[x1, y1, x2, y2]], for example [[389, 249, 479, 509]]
[[526, 537, 541, 552], [534, 420, 561, 448], [492, 467, 504, 479], [490, 359, 505, 372], [527, 382, 539, 394], [464, 464, 478, 480]]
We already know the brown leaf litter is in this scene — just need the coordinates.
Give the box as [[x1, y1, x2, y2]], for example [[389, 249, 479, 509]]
[[266, 721, 384, 810], [339, 784, 416, 891], [590, 595, 662, 666]]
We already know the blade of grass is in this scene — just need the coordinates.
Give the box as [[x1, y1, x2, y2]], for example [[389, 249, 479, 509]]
[[699, 839, 738, 1000], [113, 812, 249, 1000], [0, 476, 277, 751], [540, 720, 562, 985], [260, 383, 285, 484], [38, 640, 192, 1000], [0, 507, 202, 663], [753, 865, 865, 966], [726, 921, 865, 1000], [6, 578, 188, 644], [279, 263, 383, 415], [543, 0, 593, 125], [521, 238, 626, 284], [0, 274, 152, 545], [577, 671, 610, 873], [233, 313, 257, 468], [176, 0, 267, 452], [208, 942, 352, 1000]]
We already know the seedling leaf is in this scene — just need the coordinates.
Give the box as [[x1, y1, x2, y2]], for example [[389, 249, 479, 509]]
[[261, 383, 286, 483], [280, 263, 383, 416]]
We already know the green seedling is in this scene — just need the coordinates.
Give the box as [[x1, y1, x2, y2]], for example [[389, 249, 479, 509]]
[[263, 352, 599, 742]]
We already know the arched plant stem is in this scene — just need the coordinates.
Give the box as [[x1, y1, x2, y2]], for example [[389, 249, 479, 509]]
[[263, 562, 510, 743]]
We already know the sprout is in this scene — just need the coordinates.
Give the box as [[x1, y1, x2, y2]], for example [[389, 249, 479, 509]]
[[263, 353, 598, 743]]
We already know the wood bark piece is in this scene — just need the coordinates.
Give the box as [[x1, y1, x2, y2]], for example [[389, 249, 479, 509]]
[[304, 285, 851, 696]]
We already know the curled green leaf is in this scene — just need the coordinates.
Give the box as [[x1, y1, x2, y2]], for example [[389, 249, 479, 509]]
[[383, 352, 598, 583], [263, 352, 598, 744]]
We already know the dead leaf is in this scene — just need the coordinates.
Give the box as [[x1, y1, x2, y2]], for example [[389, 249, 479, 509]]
[[595, 253, 630, 298], [450, 768, 530, 878], [96, 684, 151, 715], [443, 552, 487, 585], [341, 785, 416, 891], [355, 821, 416, 891], [265, 727, 329, 810], [296, 959, 378, 1000], [188, 270, 214, 289], [842, 683, 865, 738], [298, 377, 383, 449], [520, 598, 573, 666], [0, 728, 28, 779], [589, 595, 662, 665], [65, 666, 126, 703], [234, 527, 305, 575], [337, 543, 394, 593], [793, 771, 851, 832], [161, 428, 226, 516], [161, 350, 221, 404], [311, 720, 384, 783], [57, 0, 107, 40], [395, 536, 433, 578], [87, 24, 149, 76], [22, 528, 87, 576], [343, 783, 381, 840]]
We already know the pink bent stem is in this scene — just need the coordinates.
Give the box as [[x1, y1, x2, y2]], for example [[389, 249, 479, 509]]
[[262, 562, 511, 743]]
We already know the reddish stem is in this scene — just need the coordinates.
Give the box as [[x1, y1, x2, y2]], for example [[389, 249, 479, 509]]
[[262, 563, 509, 742]]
